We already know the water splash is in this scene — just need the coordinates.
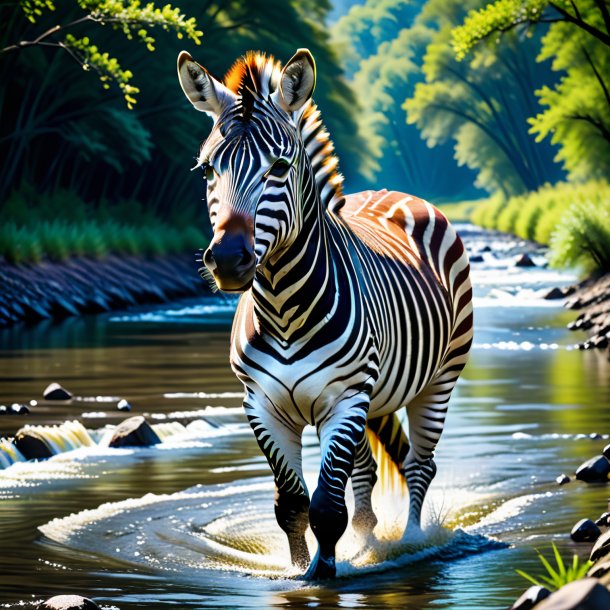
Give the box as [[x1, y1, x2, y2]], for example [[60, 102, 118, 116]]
[[39, 478, 506, 583]]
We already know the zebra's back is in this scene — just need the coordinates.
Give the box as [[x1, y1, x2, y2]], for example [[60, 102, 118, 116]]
[[333, 189, 473, 418]]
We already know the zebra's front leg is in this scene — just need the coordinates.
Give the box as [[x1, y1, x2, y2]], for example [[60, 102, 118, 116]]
[[245, 403, 310, 570], [305, 397, 369, 580]]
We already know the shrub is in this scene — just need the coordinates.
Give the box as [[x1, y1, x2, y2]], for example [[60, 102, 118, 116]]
[[516, 544, 592, 592]]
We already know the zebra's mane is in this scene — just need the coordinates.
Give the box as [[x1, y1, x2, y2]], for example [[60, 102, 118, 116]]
[[223, 52, 345, 212]]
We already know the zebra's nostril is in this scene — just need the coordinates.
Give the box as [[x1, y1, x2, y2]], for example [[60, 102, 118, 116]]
[[239, 250, 254, 267]]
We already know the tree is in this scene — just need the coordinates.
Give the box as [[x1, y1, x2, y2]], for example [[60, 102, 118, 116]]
[[405, 0, 565, 196], [452, 0, 610, 181]]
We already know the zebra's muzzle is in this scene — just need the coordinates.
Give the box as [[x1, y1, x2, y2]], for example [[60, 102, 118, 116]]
[[204, 232, 255, 293]]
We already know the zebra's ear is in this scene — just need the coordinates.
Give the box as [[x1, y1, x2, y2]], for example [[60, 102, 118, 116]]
[[177, 51, 234, 117], [277, 48, 316, 113]]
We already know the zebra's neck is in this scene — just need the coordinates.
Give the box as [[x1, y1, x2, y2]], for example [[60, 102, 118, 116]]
[[251, 164, 340, 346]]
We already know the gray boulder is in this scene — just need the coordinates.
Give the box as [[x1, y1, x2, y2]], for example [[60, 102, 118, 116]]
[[571, 519, 601, 543], [510, 585, 551, 610], [575, 455, 610, 483], [37, 595, 100, 610], [535, 578, 610, 609], [43, 383, 73, 400], [108, 416, 161, 448], [14, 430, 53, 460], [590, 530, 610, 563]]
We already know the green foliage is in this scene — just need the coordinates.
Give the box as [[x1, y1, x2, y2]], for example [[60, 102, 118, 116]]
[[406, 2, 564, 196], [11, 0, 202, 108], [452, 0, 610, 183], [550, 197, 610, 272], [469, 180, 610, 272], [516, 544, 592, 591]]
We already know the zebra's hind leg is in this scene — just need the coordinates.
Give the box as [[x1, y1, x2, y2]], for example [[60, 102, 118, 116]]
[[245, 402, 310, 570], [402, 391, 449, 535], [351, 431, 378, 537], [305, 397, 369, 580]]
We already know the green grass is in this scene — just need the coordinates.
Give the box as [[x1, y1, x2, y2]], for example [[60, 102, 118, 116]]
[[0, 220, 207, 265], [0, 185, 208, 264], [516, 544, 592, 591]]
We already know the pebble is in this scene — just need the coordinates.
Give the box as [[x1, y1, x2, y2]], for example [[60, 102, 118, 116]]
[[510, 585, 551, 610], [43, 382, 73, 401], [535, 578, 610, 609], [556, 474, 571, 486], [595, 512, 610, 527], [37, 595, 100, 610], [575, 455, 610, 483], [590, 529, 610, 562], [117, 399, 132, 412], [570, 518, 601, 543], [10, 403, 30, 415], [514, 253, 536, 268]]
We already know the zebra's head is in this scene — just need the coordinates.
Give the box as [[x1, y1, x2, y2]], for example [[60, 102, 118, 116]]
[[177, 49, 317, 293]]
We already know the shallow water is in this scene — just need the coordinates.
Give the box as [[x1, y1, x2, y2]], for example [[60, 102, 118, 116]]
[[1, 228, 610, 609]]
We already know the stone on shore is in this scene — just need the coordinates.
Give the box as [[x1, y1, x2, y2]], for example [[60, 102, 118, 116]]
[[543, 287, 565, 300], [594, 512, 610, 527], [43, 383, 73, 401], [587, 555, 610, 578], [575, 455, 610, 483], [570, 519, 601, 543], [108, 416, 161, 448], [37, 595, 100, 610], [14, 429, 53, 460], [535, 578, 610, 610], [590, 529, 610, 562], [510, 585, 551, 610]]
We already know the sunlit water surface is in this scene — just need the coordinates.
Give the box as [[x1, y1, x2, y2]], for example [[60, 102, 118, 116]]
[[1, 227, 610, 609]]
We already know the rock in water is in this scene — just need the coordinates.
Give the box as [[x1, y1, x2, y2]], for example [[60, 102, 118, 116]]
[[43, 383, 72, 400], [575, 455, 610, 483], [108, 416, 161, 448], [571, 519, 601, 542], [515, 253, 536, 268], [37, 595, 100, 610], [603, 443, 610, 461], [595, 512, 610, 527], [590, 530, 610, 562], [556, 474, 571, 485], [14, 429, 53, 460], [536, 578, 610, 609], [543, 287, 565, 300], [117, 399, 132, 412], [510, 585, 551, 610]]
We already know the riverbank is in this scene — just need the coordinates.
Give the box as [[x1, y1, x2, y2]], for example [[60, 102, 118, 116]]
[[0, 253, 210, 328], [565, 273, 610, 355]]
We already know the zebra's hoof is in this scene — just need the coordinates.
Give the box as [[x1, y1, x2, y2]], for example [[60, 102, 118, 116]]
[[303, 551, 336, 580]]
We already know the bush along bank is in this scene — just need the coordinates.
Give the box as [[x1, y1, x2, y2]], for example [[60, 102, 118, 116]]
[[0, 253, 211, 328], [466, 181, 610, 355]]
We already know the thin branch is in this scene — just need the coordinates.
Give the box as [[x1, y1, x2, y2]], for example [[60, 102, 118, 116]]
[[566, 113, 610, 142], [581, 45, 610, 109], [592, 0, 610, 35], [549, 2, 610, 46]]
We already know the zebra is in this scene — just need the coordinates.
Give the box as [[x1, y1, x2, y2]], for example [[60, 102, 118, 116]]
[[177, 48, 473, 579]]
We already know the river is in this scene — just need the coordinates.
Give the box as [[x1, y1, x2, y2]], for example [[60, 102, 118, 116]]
[[1, 225, 609, 609]]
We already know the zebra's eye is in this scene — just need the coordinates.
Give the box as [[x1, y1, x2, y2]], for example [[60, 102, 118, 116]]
[[203, 163, 216, 183], [265, 158, 291, 179]]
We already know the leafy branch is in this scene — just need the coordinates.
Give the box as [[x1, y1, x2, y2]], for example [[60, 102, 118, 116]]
[[452, 0, 610, 60], [2, 0, 203, 108]]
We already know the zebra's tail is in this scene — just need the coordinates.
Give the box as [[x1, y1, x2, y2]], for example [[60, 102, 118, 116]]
[[366, 413, 409, 497]]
